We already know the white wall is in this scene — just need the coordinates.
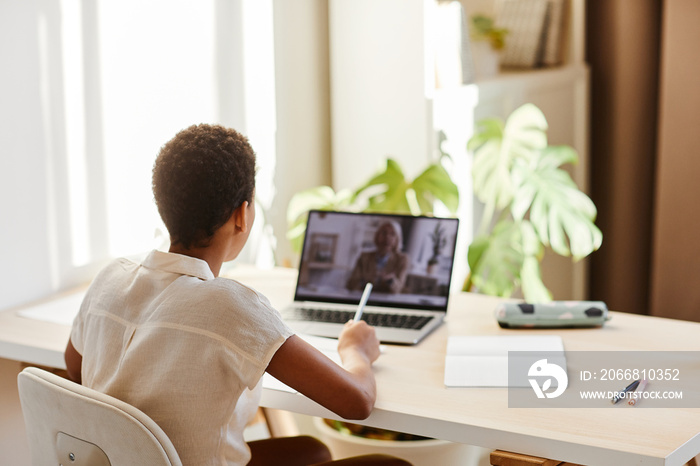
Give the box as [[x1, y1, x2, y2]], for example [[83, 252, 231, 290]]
[[0, 2, 66, 310], [328, 0, 433, 191], [269, 0, 333, 267]]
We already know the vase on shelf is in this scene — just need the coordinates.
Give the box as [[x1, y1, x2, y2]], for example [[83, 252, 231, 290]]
[[427, 259, 438, 275], [471, 41, 501, 80]]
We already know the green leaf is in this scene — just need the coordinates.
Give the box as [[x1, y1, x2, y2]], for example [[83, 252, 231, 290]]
[[467, 118, 503, 152], [355, 159, 414, 214], [468, 219, 551, 300], [519, 220, 543, 258], [472, 138, 514, 209], [547, 205, 569, 256], [559, 207, 603, 260], [467, 220, 524, 298], [520, 257, 552, 302], [502, 104, 548, 162], [285, 186, 355, 253], [356, 158, 459, 215], [469, 104, 549, 230], [510, 181, 537, 221], [354, 158, 405, 197], [467, 236, 489, 274], [411, 163, 460, 214], [286, 219, 307, 255], [538, 144, 578, 169], [369, 181, 414, 214], [518, 221, 550, 301], [514, 146, 602, 259]]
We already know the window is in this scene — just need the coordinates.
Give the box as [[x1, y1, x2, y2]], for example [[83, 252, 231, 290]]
[[0, 0, 276, 309]]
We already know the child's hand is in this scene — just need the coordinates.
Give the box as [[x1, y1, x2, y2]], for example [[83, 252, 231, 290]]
[[338, 320, 380, 364]]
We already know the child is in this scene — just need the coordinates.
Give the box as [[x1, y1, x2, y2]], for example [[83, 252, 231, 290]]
[[64, 124, 407, 466]]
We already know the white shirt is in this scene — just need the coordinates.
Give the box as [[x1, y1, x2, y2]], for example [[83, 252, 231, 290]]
[[70, 250, 294, 465]]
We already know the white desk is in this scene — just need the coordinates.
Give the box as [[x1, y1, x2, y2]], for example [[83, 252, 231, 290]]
[[2, 266, 700, 466]]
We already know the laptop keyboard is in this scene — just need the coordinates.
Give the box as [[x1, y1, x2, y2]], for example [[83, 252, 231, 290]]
[[282, 307, 432, 330]]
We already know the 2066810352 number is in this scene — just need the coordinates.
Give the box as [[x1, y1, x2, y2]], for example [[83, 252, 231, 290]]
[[600, 368, 680, 381]]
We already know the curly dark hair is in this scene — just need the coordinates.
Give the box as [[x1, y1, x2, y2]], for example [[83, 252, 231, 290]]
[[152, 124, 256, 249]]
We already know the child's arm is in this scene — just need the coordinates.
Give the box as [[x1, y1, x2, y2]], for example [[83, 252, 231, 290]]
[[64, 339, 83, 384], [265, 320, 380, 420]]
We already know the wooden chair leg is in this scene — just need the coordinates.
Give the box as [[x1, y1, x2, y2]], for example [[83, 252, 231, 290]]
[[260, 407, 300, 438], [490, 450, 582, 466]]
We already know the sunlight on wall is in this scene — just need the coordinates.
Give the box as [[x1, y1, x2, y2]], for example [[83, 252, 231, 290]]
[[60, 0, 89, 267], [37, 12, 62, 288], [236, 0, 277, 268], [50, 0, 276, 277]]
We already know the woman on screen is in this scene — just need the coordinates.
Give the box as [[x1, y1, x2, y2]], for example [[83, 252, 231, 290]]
[[346, 221, 409, 294]]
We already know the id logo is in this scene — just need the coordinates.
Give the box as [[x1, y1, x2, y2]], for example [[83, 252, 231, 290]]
[[528, 359, 568, 399]]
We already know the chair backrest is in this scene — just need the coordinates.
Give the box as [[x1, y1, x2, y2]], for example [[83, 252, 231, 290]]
[[17, 367, 182, 466]]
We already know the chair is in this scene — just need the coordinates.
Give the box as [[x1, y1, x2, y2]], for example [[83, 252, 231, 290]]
[[18, 366, 412, 466], [17, 366, 182, 466]]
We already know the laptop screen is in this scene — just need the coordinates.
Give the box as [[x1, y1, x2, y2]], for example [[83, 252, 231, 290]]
[[294, 211, 460, 312]]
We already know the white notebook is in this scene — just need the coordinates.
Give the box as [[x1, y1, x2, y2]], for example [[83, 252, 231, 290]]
[[444, 335, 565, 387]]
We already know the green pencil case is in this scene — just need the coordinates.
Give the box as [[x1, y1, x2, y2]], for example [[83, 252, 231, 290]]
[[495, 301, 610, 328]]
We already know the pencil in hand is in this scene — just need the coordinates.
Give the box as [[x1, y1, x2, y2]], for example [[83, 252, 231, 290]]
[[354, 283, 373, 322]]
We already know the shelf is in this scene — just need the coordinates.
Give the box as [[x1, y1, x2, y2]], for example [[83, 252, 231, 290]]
[[433, 64, 588, 100], [476, 63, 588, 86]]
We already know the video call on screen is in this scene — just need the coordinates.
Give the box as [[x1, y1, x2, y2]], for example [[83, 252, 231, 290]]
[[296, 211, 459, 310]]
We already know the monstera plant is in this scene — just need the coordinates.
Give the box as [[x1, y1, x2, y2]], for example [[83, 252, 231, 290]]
[[286, 156, 459, 254], [463, 103, 602, 301]]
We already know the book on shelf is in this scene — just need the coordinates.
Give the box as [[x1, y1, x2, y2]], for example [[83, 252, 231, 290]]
[[497, 0, 568, 69], [542, 0, 568, 66]]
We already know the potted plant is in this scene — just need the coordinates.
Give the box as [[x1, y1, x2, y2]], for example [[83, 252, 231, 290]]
[[427, 222, 446, 274], [469, 14, 508, 79], [463, 103, 602, 301], [312, 418, 485, 465], [286, 156, 459, 254]]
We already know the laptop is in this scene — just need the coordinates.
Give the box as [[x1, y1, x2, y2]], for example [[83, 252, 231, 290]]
[[281, 210, 460, 345]]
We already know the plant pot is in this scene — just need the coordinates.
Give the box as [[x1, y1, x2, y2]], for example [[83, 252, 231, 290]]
[[312, 418, 489, 466], [471, 41, 501, 80]]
